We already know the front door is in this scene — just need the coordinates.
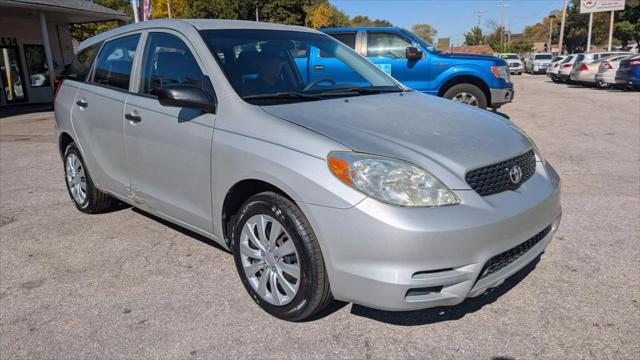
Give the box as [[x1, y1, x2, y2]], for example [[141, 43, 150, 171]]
[[70, 34, 141, 197], [363, 31, 430, 92], [0, 45, 27, 103], [124, 31, 215, 233]]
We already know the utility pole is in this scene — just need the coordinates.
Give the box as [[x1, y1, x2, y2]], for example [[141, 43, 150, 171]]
[[558, 0, 568, 54], [586, 12, 593, 52], [167, 0, 172, 19], [474, 11, 487, 44], [497, 3, 510, 51], [255, 6, 259, 21], [608, 11, 614, 51]]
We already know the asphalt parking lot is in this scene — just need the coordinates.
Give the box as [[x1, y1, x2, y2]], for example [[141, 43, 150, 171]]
[[1, 74, 639, 359]]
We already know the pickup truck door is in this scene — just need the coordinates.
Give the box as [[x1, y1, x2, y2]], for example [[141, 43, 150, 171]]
[[305, 32, 369, 87], [363, 31, 431, 92], [123, 31, 215, 234]]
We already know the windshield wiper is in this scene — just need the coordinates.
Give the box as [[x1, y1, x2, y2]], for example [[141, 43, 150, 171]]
[[318, 87, 404, 97], [242, 92, 321, 101]]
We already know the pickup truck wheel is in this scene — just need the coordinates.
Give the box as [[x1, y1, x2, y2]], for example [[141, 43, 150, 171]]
[[63, 143, 114, 213], [444, 84, 488, 108], [232, 192, 332, 321]]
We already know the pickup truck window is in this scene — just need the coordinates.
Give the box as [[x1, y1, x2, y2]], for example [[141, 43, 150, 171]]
[[327, 33, 356, 50], [367, 32, 411, 59], [92, 34, 140, 91]]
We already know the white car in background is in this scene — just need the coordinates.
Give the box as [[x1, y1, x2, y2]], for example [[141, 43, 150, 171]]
[[571, 53, 634, 87], [496, 53, 524, 75], [546, 55, 568, 82], [558, 54, 583, 82], [595, 54, 635, 88], [525, 53, 553, 74]]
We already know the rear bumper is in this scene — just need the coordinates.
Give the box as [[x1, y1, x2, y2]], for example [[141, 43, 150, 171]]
[[490, 87, 515, 107], [302, 161, 562, 311], [570, 71, 595, 83]]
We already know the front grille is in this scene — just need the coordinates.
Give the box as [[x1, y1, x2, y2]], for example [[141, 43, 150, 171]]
[[479, 225, 552, 279], [465, 149, 536, 196]]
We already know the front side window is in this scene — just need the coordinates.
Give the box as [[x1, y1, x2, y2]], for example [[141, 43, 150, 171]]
[[367, 32, 411, 59], [139, 32, 210, 97], [200, 30, 400, 105], [92, 34, 140, 90], [23, 45, 49, 87]]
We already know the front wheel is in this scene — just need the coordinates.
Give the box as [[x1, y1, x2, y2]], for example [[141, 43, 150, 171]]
[[232, 192, 332, 321], [443, 84, 488, 108]]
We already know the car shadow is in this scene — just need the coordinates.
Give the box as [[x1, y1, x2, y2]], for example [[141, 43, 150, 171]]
[[131, 207, 231, 254], [346, 256, 542, 326]]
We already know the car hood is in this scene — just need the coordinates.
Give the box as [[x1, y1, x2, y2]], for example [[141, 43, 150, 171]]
[[261, 92, 532, 189]]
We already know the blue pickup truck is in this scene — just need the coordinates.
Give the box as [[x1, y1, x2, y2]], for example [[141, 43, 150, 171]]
[[315, 27, 514, 109]]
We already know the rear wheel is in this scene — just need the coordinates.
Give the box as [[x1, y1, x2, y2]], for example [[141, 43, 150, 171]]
[[443, 84, 488, 108], [232, 192, 332, 321], [63, 143, 114, 213], [597, 80, 610, 88]]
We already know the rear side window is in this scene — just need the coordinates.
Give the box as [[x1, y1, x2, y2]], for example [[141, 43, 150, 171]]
[[64, 42, 101, 82], [139, 32, 213, 98], [92, 34, 140, 90], [329, 33, 356, 50]]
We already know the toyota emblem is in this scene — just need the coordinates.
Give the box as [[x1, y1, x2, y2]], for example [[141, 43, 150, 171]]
[[508, 164, 523, 184]]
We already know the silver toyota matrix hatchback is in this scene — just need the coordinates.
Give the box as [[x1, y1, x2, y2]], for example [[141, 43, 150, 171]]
[[55, 19, 561, 321]]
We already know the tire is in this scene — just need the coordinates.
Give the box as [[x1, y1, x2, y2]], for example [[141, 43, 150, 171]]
[[597, 80, 610, 89], [443, 83, 488, 109], [232, 192, 331, 321], [63, 143, 114, 213]]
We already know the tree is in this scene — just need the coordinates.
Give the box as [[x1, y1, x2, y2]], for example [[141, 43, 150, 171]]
[[152, 0, 189, 19], [614, 21, 636, 48], [485, 20, 507, 52], [69, 0, 132, 42], [410, 23, 437, 44], [615, 0, 640, 47], [464, 26, 484, 46], [304, 1, 350, 29], [350, 15, 392, 27]]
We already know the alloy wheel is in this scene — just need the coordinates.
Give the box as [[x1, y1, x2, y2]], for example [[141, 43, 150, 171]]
[[239, 214, 301, 306], [65, 153, 87, 205], [452, 92, 479, 107]]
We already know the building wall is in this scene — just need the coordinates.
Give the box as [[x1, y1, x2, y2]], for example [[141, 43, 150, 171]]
[[0, 14, 74, 105]]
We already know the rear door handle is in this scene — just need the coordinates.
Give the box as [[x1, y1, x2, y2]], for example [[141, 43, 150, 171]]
[[76, 100, 88, 108], [125, 113, 141, 123]]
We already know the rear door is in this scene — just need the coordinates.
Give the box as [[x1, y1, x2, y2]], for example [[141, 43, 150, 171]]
[[71, 33, 141, 197], [363, 31, 430, 91], [123, 30, 216, 233]]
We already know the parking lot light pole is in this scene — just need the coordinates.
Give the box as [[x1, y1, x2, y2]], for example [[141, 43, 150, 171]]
[[558, 0, 568, 54], [608, 11, 614, 51], [586, 12, 593, 53]]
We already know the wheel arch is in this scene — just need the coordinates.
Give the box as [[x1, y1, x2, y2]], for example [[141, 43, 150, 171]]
[[58, 132, 75, 158], [438, 74, 491, 105], [221, 179, 296, 249]]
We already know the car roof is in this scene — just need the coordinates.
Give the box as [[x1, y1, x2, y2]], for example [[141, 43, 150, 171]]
[[322, 26, 400, 33], [79, 19, 320, 50]]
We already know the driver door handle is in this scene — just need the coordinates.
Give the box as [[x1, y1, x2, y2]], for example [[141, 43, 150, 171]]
[[313, 65, 324, 71], [76, 100, 88, 108], [125, 113, 142, 123]]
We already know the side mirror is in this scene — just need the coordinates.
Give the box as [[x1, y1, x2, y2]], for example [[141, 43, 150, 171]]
[[406, 46, 423, 61], [155, 84, 215, 113]]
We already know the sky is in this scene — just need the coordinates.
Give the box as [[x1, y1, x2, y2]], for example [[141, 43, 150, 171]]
[[331, 0, 564, 45]]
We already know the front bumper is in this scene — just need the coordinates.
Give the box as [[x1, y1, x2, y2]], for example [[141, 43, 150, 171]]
[[302, 161, 562, 311], [509, 66, 523, 74], [490, 87, 515, 107]]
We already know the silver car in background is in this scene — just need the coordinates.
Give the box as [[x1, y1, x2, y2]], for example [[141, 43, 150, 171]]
[[546, 55, 568, 82], [571, 54, 633, 87], [595, 54, 634, 87], [54, 19, 562, 321]]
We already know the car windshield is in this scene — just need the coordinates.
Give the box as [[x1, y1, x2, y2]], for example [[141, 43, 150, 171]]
[[561, 55, 574, 63], [535, 54, 553, 60], [199, 29, 402, 105], [500, 54, 519, 60]]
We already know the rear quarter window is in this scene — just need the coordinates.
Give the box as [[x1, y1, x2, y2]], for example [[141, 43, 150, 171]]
[[64, 42, 102, 82]]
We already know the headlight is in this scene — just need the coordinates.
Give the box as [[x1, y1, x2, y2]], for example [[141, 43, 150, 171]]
[[491, 65, 510, 81], [327, 151, 460, 207]]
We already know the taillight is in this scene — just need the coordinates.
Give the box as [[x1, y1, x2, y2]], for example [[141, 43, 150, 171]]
[[578, 63, 588, 71], [54, 79, 63, 98], [631, 60, 640, 67], [563, 63, 573, 68]]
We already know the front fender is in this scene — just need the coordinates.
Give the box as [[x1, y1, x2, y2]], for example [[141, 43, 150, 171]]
[[436, 65, 505, 90]]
